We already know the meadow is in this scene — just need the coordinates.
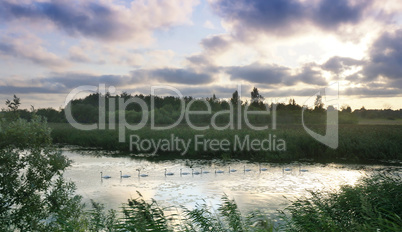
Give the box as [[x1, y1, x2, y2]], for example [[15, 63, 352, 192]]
[[50, 123, 402, 163]]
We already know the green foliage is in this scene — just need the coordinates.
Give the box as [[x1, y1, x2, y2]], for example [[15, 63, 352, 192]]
[[3, 95, 21, 121], [116, 191, 172, 231], [112, 192, 275, 232], [87, 200, 117, 232], [282, 173, 402, 231], [0, 115, 87, 231]]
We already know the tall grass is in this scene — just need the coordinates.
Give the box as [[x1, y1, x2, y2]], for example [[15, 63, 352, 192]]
[[281, 173, 402, 231], [50, 123, 402, 163], [72, 173, 400, 231], [110, 192, 275, 232]]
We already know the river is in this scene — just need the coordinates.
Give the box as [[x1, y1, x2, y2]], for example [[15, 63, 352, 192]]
[[62, 149, 401, 218]]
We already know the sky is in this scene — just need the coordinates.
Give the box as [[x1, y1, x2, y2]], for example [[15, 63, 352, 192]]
[[0, 0, 401, 110]]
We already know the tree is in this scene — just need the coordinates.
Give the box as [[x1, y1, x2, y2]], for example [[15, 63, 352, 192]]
[[341, 104, 352, 113], [4, 95, 21, 120], [230, 90, 242, 106], [314, 95, 324, 110], [120, 91, 131, 101], [250, 87, 264, 103], [0, 99, 88, 231]]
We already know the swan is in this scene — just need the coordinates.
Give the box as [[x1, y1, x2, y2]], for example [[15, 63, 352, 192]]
[[180, 168, 190, 175], [201, 168, 210, 174], [215, 169, 224, 174], [244, 165, 251, 172], [259, 164, 267, 172], [165, 168, 174, 176], [100, 172, 111, 179], [120, 171, 131, 178], [299, 165, 308, 173], [136, 169, 148, 177], [282, 167, 292, 173], [229, 166, 237, 172], [192, 169, 201, 175]]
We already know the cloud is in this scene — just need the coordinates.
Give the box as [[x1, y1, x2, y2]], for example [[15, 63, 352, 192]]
[[343, 87, 401, 96], [132, 68, 214, 85], [0, 36, 69, 68], [211, 0, 375, 39], [313, 0, 371, 30], [225, 63, 327, 86], [227, 63, 289, 84], [292, 65, 328, 86], [68, 46, 90, 63], [0, 66, 214, 95], [187, 54, 212, 67], [0, 0, 198, 42], [42, 73, 132, 89], [0, 86, 64, 94], [322, 56, 365, 73], [363, 29, 402, 80], [201, 35, 232, 52]]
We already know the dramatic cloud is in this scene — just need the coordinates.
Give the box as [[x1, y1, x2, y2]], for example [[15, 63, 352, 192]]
[[313, 0, 371, 30], [201, 35, 232, 52], [0, 0, 197, 42], [42, 74, 132, 89], [322, 56, 365, 73], [291, 65, 328, 86], [211, 0, 374, 39], [227, 63, 289, 84], [363, 29, 402, 80], [0, 37, 68, 68], [0, 67, 214, 94], [225, 63, 327, 86], [132, 68, 214, 85]]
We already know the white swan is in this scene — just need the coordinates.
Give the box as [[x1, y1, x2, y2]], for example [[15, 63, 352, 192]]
[[244, 165, 251, 172], [180, 168, 190, 175], [165, 168, 174, 176], [299, 165, 308, 173], [259, 164, 267, 172], [215, 169, 224, 174], [192, 169, 201, 175], [283, 167, 292, 173], [229, 166, 237, 172], [100, 172, 111, 179], [136, 169, 148, 177], [120, 171, 131, 178], [201, 168, 210, 174]]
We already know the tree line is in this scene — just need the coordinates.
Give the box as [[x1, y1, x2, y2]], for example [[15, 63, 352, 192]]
[[1, 88, 401, 125]]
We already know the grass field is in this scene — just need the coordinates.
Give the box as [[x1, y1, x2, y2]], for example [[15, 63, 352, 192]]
[[358, 118, 402, 125], [49, 123, 402, 163]]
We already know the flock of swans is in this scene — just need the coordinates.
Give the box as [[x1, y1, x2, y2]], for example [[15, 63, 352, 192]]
[[100, 164, 309, 179]]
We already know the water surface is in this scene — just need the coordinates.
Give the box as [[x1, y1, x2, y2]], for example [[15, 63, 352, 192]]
[[63, 150, 400, 216]]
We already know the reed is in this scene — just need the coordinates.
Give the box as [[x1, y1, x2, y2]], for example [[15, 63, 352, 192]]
[[50, 123, 402, 163]]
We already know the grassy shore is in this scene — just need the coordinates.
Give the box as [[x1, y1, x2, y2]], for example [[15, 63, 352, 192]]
[[50, 123, 402, 163]]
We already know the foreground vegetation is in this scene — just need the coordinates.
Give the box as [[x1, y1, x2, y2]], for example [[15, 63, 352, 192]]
[[282, 173, 402, 231], [76, 173, 402, 232]]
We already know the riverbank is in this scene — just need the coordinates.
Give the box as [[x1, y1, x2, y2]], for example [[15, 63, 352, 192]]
[[50, 123, 402, 164]]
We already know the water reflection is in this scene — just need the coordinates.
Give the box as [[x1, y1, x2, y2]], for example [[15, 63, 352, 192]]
[[63, 150, 400, 216]]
